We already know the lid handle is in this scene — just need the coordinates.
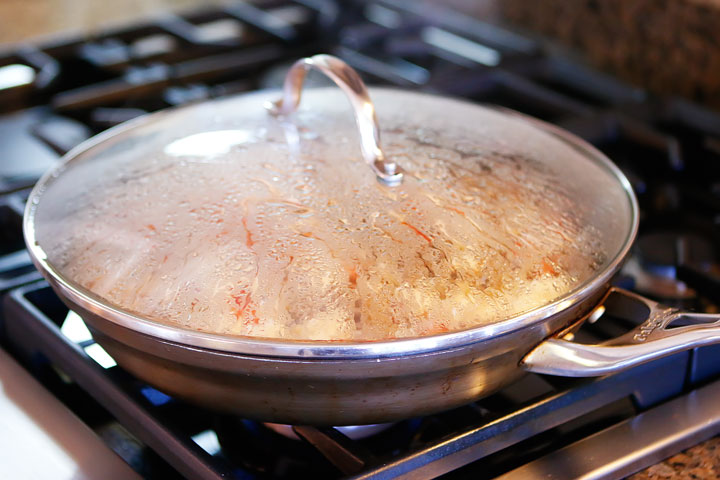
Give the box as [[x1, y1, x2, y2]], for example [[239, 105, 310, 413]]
[[266, 54, 403, 187]]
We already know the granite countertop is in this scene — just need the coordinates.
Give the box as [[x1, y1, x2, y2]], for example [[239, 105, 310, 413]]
[[498, 0, 720, 110], [1, 1, 719, 478], [630, 436, 720, 479]]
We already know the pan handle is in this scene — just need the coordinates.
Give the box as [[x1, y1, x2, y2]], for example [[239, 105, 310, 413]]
[[521, 287, 720, 377], [266, 54, 403, 187]]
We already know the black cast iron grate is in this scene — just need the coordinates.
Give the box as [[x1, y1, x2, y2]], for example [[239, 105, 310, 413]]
[[4, 280, 719, 480], [1, 0, 720, 478]]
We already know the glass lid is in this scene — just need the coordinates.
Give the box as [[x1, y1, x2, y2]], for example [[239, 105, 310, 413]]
[[27, 55, 635, 342]]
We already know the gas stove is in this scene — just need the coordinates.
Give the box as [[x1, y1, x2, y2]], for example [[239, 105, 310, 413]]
[[1, 1, 720, 479]]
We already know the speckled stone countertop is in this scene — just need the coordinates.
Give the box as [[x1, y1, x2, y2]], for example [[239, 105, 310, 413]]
[[1, 1, 720, 478], [499, 0, 720, 109], [630, 436, 720, 479]]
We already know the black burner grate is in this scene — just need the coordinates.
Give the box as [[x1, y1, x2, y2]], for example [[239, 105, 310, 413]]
[[3, 281, 712, 480]]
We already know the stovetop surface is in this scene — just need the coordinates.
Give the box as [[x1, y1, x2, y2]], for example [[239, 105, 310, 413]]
[[1, 1, 720, 479]]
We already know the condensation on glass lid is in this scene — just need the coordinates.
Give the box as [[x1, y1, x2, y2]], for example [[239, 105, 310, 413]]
[[31, 88, 632, 342]]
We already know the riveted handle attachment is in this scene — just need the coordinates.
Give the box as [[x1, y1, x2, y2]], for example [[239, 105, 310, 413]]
[[266, 54, 403, 187]]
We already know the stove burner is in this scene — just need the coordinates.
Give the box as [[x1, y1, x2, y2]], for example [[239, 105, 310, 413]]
[[211, 415, 419, 477], [623, 232, 715, 299], [265, 422, 394, 440], [637, 232, 714, 272]]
